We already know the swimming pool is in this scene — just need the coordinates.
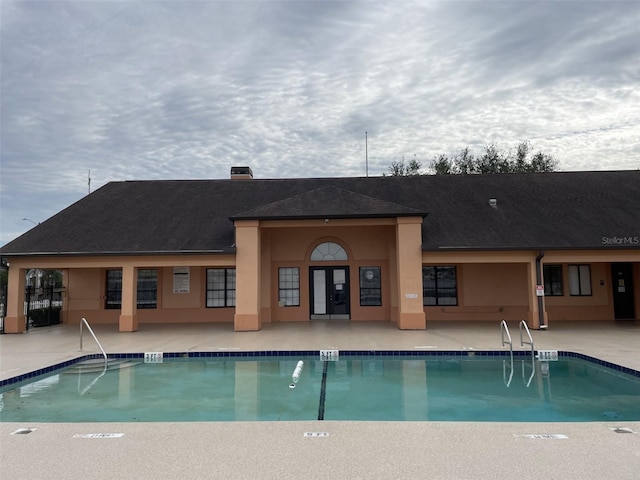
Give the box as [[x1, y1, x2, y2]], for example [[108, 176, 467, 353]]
[[1, 351, 639, 422]]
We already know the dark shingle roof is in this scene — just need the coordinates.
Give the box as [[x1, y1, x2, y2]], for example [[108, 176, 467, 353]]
[[2, 171, 639, 256], [231, 186, 426, 220]]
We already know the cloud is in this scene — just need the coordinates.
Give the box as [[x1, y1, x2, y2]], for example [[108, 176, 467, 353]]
[[1, 0, 639, 245]]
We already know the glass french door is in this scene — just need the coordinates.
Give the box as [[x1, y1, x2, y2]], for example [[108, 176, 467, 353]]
[[310, 266, 350, 319]]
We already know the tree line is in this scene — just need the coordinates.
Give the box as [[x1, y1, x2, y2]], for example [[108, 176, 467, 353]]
[[386, 141, 558, 176]]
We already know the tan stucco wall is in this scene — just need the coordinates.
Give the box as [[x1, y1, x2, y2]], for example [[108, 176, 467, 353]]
[[423, 263, 530, 322], [5, 256, 238, 329], [421, 250, 639, 322], [3, 237, 637, 333], [234, 220, 261, 330], [544, 263, 614, 320], [395, 218, 426, 329], [63, 266, 236, 325], [264, 222, 395, 322], [3, 265, 26, 333], [463, 264, 529, 306]]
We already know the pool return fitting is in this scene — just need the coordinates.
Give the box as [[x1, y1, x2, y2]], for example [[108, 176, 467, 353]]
[[289, 360, 304, 389]]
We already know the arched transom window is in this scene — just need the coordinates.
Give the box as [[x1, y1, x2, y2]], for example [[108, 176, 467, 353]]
[[310, 242, 348, 261]]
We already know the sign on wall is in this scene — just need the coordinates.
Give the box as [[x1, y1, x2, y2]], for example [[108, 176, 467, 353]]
[[173, 267, 190, 293]]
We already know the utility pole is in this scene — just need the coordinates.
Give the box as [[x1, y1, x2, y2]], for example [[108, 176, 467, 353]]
[[365, 131, 368, 177]]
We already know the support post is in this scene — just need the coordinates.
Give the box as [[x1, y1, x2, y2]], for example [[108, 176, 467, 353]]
[[4, 266, 27, 333], [395, 217, 426, 329], [526, 256, 547, 329], [119, 265, 138, 332], [234, 220, 261, 331]]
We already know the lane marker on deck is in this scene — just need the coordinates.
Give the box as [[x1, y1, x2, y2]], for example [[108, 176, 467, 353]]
[[514, 434, 568, 439], [73, 433, 125, 439]]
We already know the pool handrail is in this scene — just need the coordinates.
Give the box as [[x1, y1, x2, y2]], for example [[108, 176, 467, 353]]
[[518, 320, 536, 387], [78, 363, 108, 396], [519, 320, 534, 357], [521, 357, 535, 388], [503, 356, 514, 387], [80, 317, 108, 367], [500, 320, 513, 357], [501, 320, 514, 387]]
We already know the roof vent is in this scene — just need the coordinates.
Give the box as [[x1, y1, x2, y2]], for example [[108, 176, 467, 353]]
[[489, 198, 497, 208], [230, 166, 253, 180]]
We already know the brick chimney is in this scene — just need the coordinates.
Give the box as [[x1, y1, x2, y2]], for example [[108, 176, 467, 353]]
[[230, 166, 253, 180]]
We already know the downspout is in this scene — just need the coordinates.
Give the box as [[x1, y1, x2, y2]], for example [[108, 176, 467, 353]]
[[0, 258, 8, 332], [535, 250, 547, 329]]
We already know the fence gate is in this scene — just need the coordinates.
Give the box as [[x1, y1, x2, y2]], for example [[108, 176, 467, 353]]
[[25, 286, 63, 329]]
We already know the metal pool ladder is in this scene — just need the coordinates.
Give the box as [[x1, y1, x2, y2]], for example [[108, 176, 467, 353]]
[[501, 320, 536, 387], [80, 317, 108, 367]]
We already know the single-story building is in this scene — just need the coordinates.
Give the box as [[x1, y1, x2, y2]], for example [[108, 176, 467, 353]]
[[1, 168, 638, 333]]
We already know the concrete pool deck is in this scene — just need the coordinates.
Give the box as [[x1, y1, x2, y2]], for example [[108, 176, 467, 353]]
[[1, 320, 639, 479]]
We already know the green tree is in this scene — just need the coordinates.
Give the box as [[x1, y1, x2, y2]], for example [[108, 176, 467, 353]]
[[431, 154, 453, 175], [387, 142, 558, 176], [425, 141, 558, 175], [384, 156, 423, 176], [528, 151, 558, 173], [455, 147, 476, 175]]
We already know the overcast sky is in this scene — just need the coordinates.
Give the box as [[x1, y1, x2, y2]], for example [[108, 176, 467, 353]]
[[1, 0, 639, 246]]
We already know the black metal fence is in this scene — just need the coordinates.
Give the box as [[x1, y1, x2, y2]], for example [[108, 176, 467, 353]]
[[0, 285, 64, 333], [24, 286, 63, 329]]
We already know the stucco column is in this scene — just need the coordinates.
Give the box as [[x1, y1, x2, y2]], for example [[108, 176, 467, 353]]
[[4, 266, 27, 333], [119, 264, 138, 332], [259, 232, 272, 323], [234, 220, 261, 331], [396, 217, 426, 329], [388, 241, 399, 323], [526, 257, 547, 329]]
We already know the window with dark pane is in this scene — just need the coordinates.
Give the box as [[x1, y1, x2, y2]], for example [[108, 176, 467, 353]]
[[359, 267, 381, 306], [543, 265, 563, 296], [137, 269, 157, 309], [422, 266, 457, 306], [105, 270, 122, 309], [105, 268, 157, 309]]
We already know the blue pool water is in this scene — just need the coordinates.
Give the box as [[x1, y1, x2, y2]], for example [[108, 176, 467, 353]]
[[1, 352, 639, 422]]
